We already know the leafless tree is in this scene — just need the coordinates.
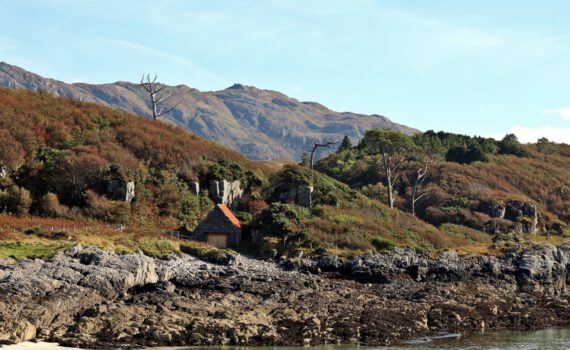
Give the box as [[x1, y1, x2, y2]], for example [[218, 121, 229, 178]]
[[309, 139, 339, 170], [411, 161, 429, 215], [140, 74, 179, 120]]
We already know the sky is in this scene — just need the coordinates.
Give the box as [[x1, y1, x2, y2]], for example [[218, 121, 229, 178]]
[[1, 0, 569, 143]]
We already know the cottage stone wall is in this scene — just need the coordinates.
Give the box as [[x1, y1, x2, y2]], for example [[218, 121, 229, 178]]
[[193, 207, 241, 248]]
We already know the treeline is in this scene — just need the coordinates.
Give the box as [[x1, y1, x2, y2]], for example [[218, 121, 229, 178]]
[[413, 130, 530, 164]]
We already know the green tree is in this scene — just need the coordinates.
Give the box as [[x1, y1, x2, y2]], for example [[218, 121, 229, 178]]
[[498, 134, 530, 157], [359, 129, 415, 208], [253, 203, 309, 245], [6, 186, 32, 215], [445, 144, 488, 164], [337, 135, 353, 153], [536, 137, 555, 154]]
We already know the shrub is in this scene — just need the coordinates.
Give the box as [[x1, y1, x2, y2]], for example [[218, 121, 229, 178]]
[[253, 202, 310, 238], [371, 237, 397, 251], [5, 186, 32, 215], [84, 190, 130, 224], [39, 192, 69, 217]]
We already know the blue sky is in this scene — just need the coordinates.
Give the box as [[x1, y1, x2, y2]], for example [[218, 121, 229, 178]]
[[2, 0, 570, 143]]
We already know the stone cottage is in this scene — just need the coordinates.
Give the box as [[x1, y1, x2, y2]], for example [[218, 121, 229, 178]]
[[192, 204, 242, 249]]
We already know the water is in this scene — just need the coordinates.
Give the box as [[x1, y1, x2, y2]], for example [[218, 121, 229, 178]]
[[389, 328, 570, 349], [2, 329, 569, 349]]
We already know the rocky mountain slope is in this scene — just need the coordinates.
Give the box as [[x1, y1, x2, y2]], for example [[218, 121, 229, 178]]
[[1, 244, 568, 347], [0, 62, 418, 160]]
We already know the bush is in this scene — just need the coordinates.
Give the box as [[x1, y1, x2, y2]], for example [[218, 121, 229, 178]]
[[84, 190, 130, 223], [39, 192, 69, 217], [371, 237, 397, 251], [3, 186, 32, 215], [253, 202, 310, 238]]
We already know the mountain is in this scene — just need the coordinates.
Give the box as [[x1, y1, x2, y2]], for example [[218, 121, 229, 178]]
[[0, 62, 418, 160]]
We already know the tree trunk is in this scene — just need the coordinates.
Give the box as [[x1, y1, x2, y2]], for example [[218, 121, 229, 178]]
[[309, 143, 317, 170], [383, 153, 394, 209], [150, 92, 158, 120]]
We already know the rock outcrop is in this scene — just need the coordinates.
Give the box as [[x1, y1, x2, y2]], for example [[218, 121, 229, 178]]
[[0, 245, 569, 348], [188, 182, 200, 196], [480, 200, 539, 234], [209, 180, 243, 210], [107, 180, 135, 203], [277, 185, 314, 207]]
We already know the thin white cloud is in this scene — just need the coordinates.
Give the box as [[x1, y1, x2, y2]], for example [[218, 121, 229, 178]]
[[543, 108, 570, 120], [97, 37, 228, 86]]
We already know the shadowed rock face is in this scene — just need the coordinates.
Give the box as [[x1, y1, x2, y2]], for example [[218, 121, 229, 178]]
[[0, 62, 418, 160], [0, 244, 569, 348]]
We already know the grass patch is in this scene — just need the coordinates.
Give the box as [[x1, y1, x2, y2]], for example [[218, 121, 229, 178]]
[[0, 241, 72, 260], [180, 241, 234, 259], [113, 236, 180, 258]]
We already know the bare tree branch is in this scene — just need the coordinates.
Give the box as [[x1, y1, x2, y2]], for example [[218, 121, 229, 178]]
[[309, 139, 339, 170], [156, 101, 181, 117], [140, 73, 180, 120], [411, 161, 429, 215]]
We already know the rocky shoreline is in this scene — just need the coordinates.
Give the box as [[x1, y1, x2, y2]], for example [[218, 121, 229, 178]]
[[0, 244, 569, 349]]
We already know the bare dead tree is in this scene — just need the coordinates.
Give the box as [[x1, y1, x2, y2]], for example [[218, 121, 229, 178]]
[[411, 161, 429, 215], [140, 74, 180, 120], [309, 139, 339, 170]]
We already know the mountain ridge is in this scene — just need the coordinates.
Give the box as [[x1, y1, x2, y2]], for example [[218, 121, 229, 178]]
[[0, 62, 418, 160]]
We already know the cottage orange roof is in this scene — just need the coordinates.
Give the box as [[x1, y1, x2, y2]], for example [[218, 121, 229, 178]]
[[217, 204, 241, 229]]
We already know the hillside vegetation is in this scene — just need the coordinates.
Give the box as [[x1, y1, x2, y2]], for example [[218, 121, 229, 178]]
[[0, 88, 566, 261], [0, 87, 263, 230], [316, 130, 570, 241]]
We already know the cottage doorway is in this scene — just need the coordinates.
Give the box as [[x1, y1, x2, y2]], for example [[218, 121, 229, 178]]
[[207, 232, 229, 248]]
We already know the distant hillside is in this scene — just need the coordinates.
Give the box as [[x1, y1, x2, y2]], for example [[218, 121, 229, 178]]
[[0, 62, 418, 160]]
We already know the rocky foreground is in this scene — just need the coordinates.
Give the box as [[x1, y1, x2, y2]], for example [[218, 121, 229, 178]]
[[1, 244, 569, 349]]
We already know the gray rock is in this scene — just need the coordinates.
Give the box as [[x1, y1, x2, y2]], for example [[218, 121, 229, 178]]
[[189, 182, 200, 196], [277, 185, 314, 207], [209, 180, 243, 210], [107, 180, 135, 203]]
